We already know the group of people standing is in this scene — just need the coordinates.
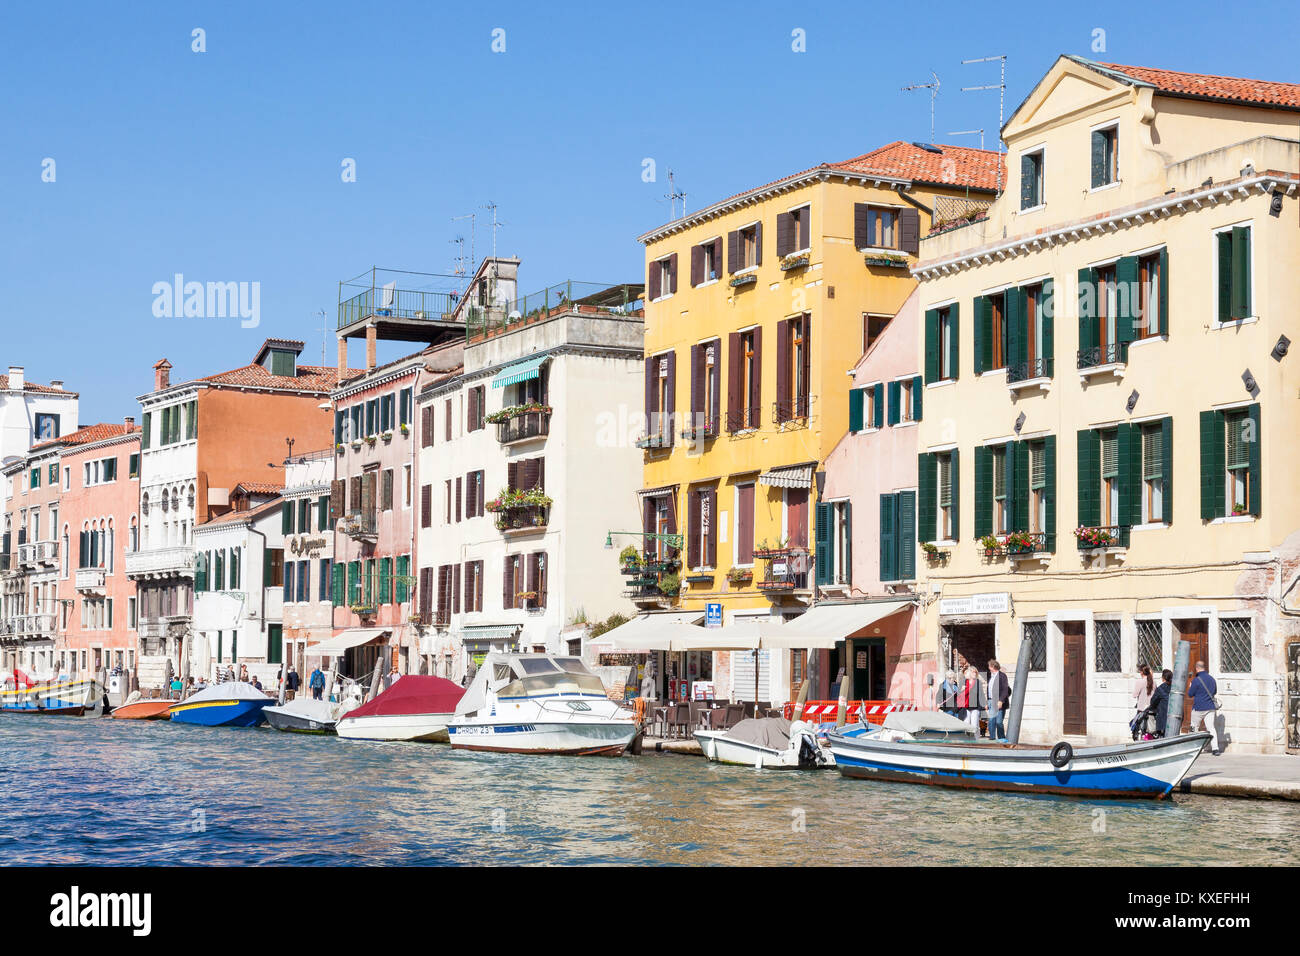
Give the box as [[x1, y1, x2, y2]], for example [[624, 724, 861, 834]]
[[1132, 660, 1222, 754], [937, 660, 1011, 741]]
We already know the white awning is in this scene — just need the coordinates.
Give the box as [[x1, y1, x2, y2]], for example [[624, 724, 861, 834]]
[[762, 601, 911, 649], [758, 463, 815, 489], [604, 611, 705, 652], [305, 628, 389, 657], [636, 484, 678, 500], [460, 624, 521, 644]]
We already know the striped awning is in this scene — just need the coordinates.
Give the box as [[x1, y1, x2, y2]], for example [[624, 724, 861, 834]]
[[758, 463, 815, 489], [491, 355, 549, 389], [636, 484, 678, 500], [460, 624, 521, 642]]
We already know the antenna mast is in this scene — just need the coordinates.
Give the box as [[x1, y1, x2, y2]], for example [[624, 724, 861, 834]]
[[901, 72, 941, 144], [948, 128, 985, 150], [664, 169, 687, 219], [450, 236, 468, 277], [316, 310, 327, 368], [482, 202, 504, 264], [961, 54, 1008, 193]]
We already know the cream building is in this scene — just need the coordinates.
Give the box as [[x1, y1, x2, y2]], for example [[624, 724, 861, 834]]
[[913, 56, 1300, 753]]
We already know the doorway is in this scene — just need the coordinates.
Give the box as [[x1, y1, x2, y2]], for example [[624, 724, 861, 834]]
[[946, 623, 995, 678], [1173, 619, 1209, 732], [1062, 622, 1087, 736], [851, 638, 887, 699]]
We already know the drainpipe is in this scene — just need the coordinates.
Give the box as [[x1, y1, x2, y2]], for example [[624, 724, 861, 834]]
[[1005, 635, 1032, 744], [1165, 639, 1191, 738], [894, 185, 933, 216]]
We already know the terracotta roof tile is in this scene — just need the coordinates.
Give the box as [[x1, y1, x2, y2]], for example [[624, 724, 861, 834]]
[[232, 481, 284, 496], [0, 375, 77, 396], [199, 497, 283, 527], [29, 422, 139, 452], [201, 363, 364, 392], [1094, 60, 1300, 110]]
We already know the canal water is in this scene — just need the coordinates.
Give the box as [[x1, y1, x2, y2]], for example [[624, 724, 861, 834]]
[[2, 718, 1297, 866]]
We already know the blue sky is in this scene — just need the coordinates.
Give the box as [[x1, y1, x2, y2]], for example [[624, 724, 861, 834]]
[[2, 0, 1295, 421]]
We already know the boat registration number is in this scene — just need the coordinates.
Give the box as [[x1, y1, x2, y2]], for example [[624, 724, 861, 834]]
[[1096, 753, 1128, 765]]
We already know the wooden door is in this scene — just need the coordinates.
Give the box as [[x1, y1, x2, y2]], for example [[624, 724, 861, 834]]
[[1062, 622, 1087, 735], [788, 649, 807, 702], [1174, 619, 1209, 731], [787, 489, 809, 548]]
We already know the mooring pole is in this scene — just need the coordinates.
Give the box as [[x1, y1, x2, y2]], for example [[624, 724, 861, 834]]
[[1005, 636, 1033, 744], [792, 678, 810, 723], [1165, 639, 1191, 738]]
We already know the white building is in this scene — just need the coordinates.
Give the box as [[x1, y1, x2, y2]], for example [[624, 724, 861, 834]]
[[192, 485, 284, 684], [415, 272, 645, 679], [281, 449, 336, 673], [0, 366, 79, 470]]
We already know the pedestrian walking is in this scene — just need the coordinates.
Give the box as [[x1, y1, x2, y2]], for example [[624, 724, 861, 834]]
[[1187, 661, 1222, 754], [957, 666, 984, 734], [286, 666, 301, 701], [309, 665, 326, 701], [937, 670, 960, 717], [986, 660, 1011, 741]]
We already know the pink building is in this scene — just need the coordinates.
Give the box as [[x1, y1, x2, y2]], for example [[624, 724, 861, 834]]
[[58, 422, 142, 686], [819, 290, 925, 705]]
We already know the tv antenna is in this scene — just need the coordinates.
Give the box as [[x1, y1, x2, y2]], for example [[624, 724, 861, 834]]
[[948, 128, 985, 150], [664, 169, 687, 219], [451, 212, 476, 279], [482, 202, 505, 264], [316, 310, 328, 367], [901, 72, 940, 144], [961, 54, 1008, 193], [450, 235, 469, 277]]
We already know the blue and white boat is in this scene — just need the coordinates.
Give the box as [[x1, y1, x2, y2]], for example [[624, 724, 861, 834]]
[[169, 681, 272, 727], [827, 711, 1211, 799]]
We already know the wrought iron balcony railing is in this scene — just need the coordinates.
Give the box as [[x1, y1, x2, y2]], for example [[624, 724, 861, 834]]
[[755, 548, 812, 592], [494, 408, 551, 444], [725, 409, 760, 433], [339, 511, 378, 540], [773, 395, 811, 424], [1006, 356, 1054, 384], [1077, 342, 1129, 371], [494, 505, 550, 533], [1074, 525, 1131, 550]]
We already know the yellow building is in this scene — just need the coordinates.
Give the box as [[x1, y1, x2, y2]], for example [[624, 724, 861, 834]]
[[913, 56, 1300, 753], [634, 142, 1000, 703]]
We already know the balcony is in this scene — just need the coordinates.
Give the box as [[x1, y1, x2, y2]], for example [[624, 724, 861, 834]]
[[634, 431, 674, 451], [339, 511, 378, 542], [466, 280, 644, 343], [125, 546, 195, 580], [1005, 531, 1056, 562], [337, 268, 462, 345], [773, 396, 811, 428], [17, 540, 58, 569], [679, 415, 719, 444], [0, 613, 57, 644], [491, 406, 551, 444], [1006, 356, 1054, 391], [1077, 342, 1128, 379], [76, 568, 107, 592], [493, 505, 551, 536], [754, 548, 812, 595], [725, 409, 760, 435], [1074, 525, 1130, 552]]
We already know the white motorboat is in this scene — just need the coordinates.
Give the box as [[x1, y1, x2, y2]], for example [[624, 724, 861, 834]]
[[696, 716, 836, 769], [333, 676, 464, 743], [447, 653, 638, 756], [263, 685, 362, 735]]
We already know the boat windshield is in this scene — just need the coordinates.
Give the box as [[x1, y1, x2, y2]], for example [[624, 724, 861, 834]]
[[553, 657, 594, 675], [498, 671, 606, 699], [518, 658, 561, 675]]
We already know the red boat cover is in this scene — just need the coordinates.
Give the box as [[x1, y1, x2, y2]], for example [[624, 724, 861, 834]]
[[346, 676, 464, 719]]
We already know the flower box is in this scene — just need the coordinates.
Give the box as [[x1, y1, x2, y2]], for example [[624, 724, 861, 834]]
[[381, 431, 394, 442], [863, 254, 909, 268], [779, 253, 810, 272], [729, 273, 758, 288]]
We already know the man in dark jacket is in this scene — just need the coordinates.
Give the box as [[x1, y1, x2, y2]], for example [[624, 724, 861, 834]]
[[1187, 661, 1221, 754], [286, 666, 301, 700], [987, 660, 1012, 741], [1150, 669, 1173, 737]]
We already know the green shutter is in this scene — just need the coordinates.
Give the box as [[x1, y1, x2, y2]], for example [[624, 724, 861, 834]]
[[973, 295, 987, 375], [282, 501, 293, 534], [187, 400, 197, 440], [195, 552, 207, 592], [879, 494, 898, 582], [873, 383, 884, 429], [814, 501, 831, 586], [1160, 417, 1173, 525], [1117, 423, 1142, 526], [1157, 248, 1169, 337], [843, 503, 852, 586], [332, 562, 345, 608], [1217, 232, 1234, 323], [947, 303, 960, 381], [897, 491, 916, 581], [949, 448, 960, 542], [318, 495, 329, 528], [1078, 267, 1097, 359], [1116, 256, 1139, 344], [848, 388, 864, 433], [142, 412, 151, 450], [1043, 436, 1057, 551], [974, 445, 992, 539], [1041, 279, 1055, 372], [1199, 410, 1224, 520], [1005, 287, 1023, 371], [1090, 129, 1107, 189], [1231, 226, 1251, 319], [379, 558, 392, 606], [911, 375, 923, 422], [917, 454, 936, 544], [1012, 440, 1029, 532], [887, 380, 901, 426], [1077, 429, 1100, 527], [1247, 403, 1261, 516], [924, 308, 939, 383]]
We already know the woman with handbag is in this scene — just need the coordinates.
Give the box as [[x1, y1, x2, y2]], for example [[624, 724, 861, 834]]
[[1130, 664, 1155, 740]]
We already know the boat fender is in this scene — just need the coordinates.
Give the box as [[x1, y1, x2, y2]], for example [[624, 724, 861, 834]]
[[1049, 741, 1073, 768]]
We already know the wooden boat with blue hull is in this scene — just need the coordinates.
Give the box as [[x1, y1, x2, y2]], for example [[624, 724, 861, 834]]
[[1, 676, 103, 716], [827, 712, 1212, 799], [169, 681, 272, 727]]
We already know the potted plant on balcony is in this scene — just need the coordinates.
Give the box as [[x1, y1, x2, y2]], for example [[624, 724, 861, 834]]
[[729, 272, 758, 288], [399, 422, 410, 436], [727, 566, 753, 586], [658, 573, 681, 598], [381, 430, 393, 442], [364, 434, 377, 447], [779, 251, 810, 271], [921, 541, 948, 562], [1073, 526, 1117, 549], [349, 603, 377, 619], [1231, 503, 1250, 517], [1004, 530, 1037, 554], [978, 534, 1004, 557], [863, 252, 910, 268]]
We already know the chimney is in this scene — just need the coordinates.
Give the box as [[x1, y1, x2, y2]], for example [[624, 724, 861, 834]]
[[154, 359, 172, 392], [124, 416, 135, 429], [8, 366, 24, 391], [49, 380, 64, 391]]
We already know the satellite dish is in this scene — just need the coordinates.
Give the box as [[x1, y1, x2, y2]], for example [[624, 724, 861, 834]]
[[1, 456, 19, 466], [508, 310, 522, 321]]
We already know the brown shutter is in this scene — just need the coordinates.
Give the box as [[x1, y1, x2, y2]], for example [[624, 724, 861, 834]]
[[690, 344, 703, 419], [462, 562, 472, 611], [420, 484, 432, 529], [727, 231, 740, 273], [418, 567, 433, 624], [854, 203, 868, 249], [800, 315, 812, 416], [475, 561, 483, 611], [690, 245, 703, 287], [798, 208, 810, 250], [362, 472, 376, 523], [507, 460, 518, 490], [748, 326, 763, 429], [538, 552, 547, 609], [710, 337, 722, 427], [444, 399, 452, 441], [644, 356, 656, 436], [502, 556, 514, 609], [665, 350, 676, 431], [668, 253, 678, 294], [421, 406, 434, 447], [705, 488, 718, 567], [455, 476, 462, 522], [467, 388, 478, 432], [350, 476, 362, 513], [453, 564, 461, 615], [477, 470, 486, 515], [754, 221, 763, 265], [727, 332, 742, 431], [776, 212, 793, 257], [900, 208, 920, 255], [687, 490, 701, 568], [329, 479, 344, 522], [648, 259, 661, 300], [537, 457, 545, 492], [775, 318, 790, 422]]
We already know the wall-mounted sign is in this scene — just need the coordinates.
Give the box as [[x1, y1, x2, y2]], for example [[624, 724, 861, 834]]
[[289, 536, 329, 558], [938, 592, 1010, 616]]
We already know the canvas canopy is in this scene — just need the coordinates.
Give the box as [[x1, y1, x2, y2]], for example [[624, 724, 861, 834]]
[[759, 601, 910, 649], [603, 611, 706, 652], [305, 628, 388, 657], [882, 710, 974, 735], [723, 716, 794, 749], [184, 681, 269, 704], [346, 676, 464, 719]]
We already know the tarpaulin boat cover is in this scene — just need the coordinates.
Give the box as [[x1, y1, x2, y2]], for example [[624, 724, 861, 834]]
[[183, 681, 270, 704], [882, 711, 976, 736], [723, 716, 793, 750], [346, 676, 463, 718]]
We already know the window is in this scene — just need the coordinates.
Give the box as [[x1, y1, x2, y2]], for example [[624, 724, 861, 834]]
[[466, 470, 485, 518], [735, 223, 760, 271], [30, 467, 40, 489], [467, 385, 486, 432], [129, 454, 140, 479], [1096, 264, 1119, 356], [444, 398, 453, 441], [403, 464, 413, 508], [1140, 421, 1166, 524], [862, 205, 899, 249], [1136, 620, 1162, 670], [1216, 225, 1252, 322], [127, 596, 138, 630], [735, 483, 755, 565], [878, 490, 916, 582], [34, 413, 60, 442], [645, 351, 674, 443], [381, 469, 394, 511], [1224, 408, 1254, 517], [649, 254, 676, 300], [863, 314, 891, 353], [924, 304, 958, 383], [776, 314, 810, 421], [777, 205, 811, 257], [727, 329, 761, 432], [1137, 250, 1165, 338], [889, 376, 921, 425], [1090, 125, 1118, 189], [1020, 149, 1043, 209], [689, 339, 720, 437], [1024, 622, 1047, 672], [861, 383, 883, 430], [464, 560, 483, 613], [400, 387, 413, 429], [1219, 617, 1252, 674], [319, 558, 331, 603], [1029, 440, 1048, 534], [815, 499, 851, 588], [686, 486, 716, 571], [991, 445, 1009, 535], [1095, 620, 1121, 673], [1100, 429, 1120, 525], [691, 237, 721, 286], [937, 452, 955, 540]]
